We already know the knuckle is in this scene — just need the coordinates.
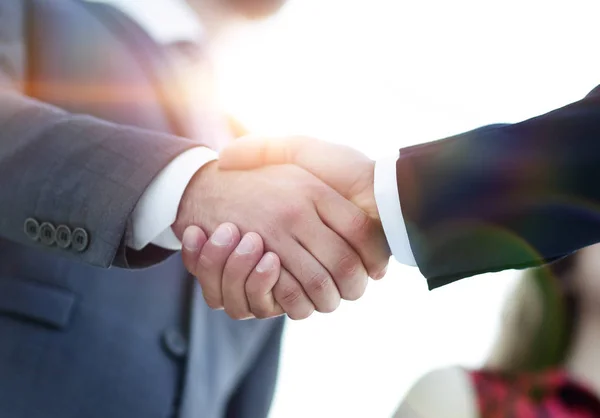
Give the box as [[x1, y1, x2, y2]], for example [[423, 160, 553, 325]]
[[277, 284, 304, 307], [305, 270, 332, 294], [273, 280, 308, 309], [304, 269, 333, 296], [279, 202, 304, 224], [348, 211, 373, 240], [333, 252, 361, 281]]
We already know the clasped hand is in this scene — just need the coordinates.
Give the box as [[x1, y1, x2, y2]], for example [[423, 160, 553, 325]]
[[172, 137, 391, 320]]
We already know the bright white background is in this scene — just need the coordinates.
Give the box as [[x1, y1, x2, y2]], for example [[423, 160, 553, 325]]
[[106, 1, 600, 417]]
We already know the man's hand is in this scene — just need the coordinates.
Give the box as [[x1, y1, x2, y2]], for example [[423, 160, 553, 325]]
[[181, 224, 283, 320], [173, 161, 388, 320], [219, 136, 380, 219], [218, 135, 390, 265]]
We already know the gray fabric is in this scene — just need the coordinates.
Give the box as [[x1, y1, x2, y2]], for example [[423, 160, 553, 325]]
[[0, 1, 285, 417]]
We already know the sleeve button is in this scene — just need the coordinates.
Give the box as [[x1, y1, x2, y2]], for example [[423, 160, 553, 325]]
[[72, 228, 89, 252], [39, 222, 57, 246], [24, 218, 40, 241], [55, 225, 73, 249]]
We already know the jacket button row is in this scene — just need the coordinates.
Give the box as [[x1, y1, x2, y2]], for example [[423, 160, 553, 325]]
[[24, 218, 89, 252]]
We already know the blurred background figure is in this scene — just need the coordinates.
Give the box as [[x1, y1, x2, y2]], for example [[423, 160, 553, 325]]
[[396, 243, 600, 417]]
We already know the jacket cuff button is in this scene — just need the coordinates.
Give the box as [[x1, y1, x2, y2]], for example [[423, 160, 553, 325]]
[[56, 225, 73, 249], [39, 222, 57, 246], [24, 218, 40, 241], [72, 228, 89, 252]]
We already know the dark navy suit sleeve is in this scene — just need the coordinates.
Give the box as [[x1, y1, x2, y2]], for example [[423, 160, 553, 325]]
[[397, 86, 600, 289], [0, 89, 197, 268], [225, 318, 285, 418]]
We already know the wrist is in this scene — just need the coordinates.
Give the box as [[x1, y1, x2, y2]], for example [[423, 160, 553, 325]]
[[172, 160, 219, 240]]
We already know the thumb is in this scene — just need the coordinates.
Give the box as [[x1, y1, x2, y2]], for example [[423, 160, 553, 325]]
[[219, 136, 302, 170], [181, 225, 209, 276]]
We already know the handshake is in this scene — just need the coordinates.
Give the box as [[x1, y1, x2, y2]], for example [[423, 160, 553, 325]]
[[172, 136, 392, 321]]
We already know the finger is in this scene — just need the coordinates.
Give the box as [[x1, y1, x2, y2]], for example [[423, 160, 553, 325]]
[[246, 252, 284, 319], [218, 136, 303, 170], [273, 267, 315, 320], [195, 223, 241, 310], [222, 232, 264, 320], [182, 225, 209, 273], [373, 265, 388, 281], [279, 238, 341, 313], [316, 192, 391, 280], [295, 221, 368, 302]]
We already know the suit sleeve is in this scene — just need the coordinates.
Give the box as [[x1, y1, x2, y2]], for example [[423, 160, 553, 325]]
[[397, 86, 600, 289], [225, 317, 285, 418], [0, 88, 198, 268]]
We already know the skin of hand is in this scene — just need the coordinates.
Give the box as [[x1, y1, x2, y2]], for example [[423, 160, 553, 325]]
[[173, 161, 388, 320], [219, 135, 390, 259], [181, 223, 283, 320], [219, 136, 383, 221]]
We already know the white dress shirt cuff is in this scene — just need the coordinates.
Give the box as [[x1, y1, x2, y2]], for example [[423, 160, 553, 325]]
[[374, 153, 417, 266], [128, 147, 218, 251]]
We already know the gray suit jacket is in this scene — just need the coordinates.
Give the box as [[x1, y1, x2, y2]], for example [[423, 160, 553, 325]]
[[0, 1, 284, 417]]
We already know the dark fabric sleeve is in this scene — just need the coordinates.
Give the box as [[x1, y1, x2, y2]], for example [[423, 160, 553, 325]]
[[225, 317, 286, 418], [0, 89, 198, 268], [397, 86, 600, 289]]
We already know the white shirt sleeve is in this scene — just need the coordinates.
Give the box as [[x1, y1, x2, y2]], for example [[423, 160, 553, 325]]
[[374, 153, 417, 266], [127, 147, 218, 251]]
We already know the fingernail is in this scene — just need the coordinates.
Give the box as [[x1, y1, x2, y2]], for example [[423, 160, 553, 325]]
[[211, 224, 234, 246], [256, 253, 275, 273], [236, 234, 256, 255], [182, 226, 201, 252]]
